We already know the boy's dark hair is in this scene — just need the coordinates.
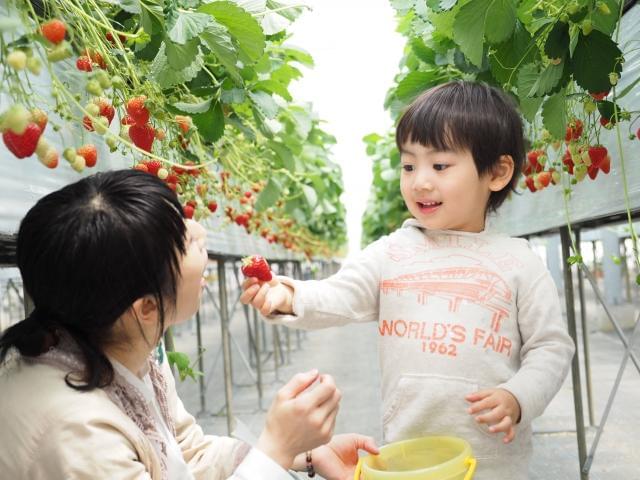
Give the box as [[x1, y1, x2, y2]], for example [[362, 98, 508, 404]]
[[396, 80, 525, 213], [0, 170, 187, 391]]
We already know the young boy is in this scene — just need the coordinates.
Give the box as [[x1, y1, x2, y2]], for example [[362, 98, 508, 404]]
[[240, 81, 575, 479]]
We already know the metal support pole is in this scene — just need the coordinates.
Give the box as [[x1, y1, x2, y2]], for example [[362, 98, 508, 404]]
[[583, 313, 640, 473], [195, 310, 208, 416], [576, 230, 595, 427], [580, 264, 640, 374], [621, 239, 632, 303], [217, 259, 234, 435], [273, 325, 281, 381], [253, 307, 264, 410], [560, 226, 588, 480]]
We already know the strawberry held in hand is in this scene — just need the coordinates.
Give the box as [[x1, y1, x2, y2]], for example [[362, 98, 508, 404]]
[[241, 255, 273, 282]]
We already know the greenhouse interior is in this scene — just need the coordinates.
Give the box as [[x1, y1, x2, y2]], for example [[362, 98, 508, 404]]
[[0, 0, 639, 479]]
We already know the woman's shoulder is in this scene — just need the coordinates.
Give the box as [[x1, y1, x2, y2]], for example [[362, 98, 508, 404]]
[[0, 356, 143, 445]]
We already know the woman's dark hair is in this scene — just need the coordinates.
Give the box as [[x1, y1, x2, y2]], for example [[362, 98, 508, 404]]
[[0, 169, 187, 390], [396, 80, 525, 213]]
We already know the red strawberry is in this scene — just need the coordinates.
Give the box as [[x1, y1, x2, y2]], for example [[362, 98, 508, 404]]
[[600, 155, 611, 174], [590, 91, 609, 101], [538, 171, 551, 188], [241, 255, 272, 282], [106, 32, 126, 44], [2, 123, 42, 158], [30, 108, 48, 132], [562, 150, 575, 175], [183, 204, 195, 219], [77, 144, 98, 167], [38, 148, 59, 169], [40, 19, 66, 44], [83, 49, 106, 69], [175, 115, 191, 133], [126, 96, 150, 125], [133, 163, 149, 173], [588, 164, 599, 180], [121, 115, 135, 126], [166, 174, 178, 184], [95, 98, 115, 124], [208, 201, 218, 213], [235, 214, 249, 226], [76, 56, 92, 72], [129, 123, 155, 152], [637, 128, 640, 140], [166, 183, 177, 192], [588, 145, 607, 169], [145, 160, 162, 176], [525, 175, 536, 193], [565, 119, 583, 142]]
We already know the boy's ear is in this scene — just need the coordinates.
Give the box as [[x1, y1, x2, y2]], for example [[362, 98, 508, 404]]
[[131, 296, 159, 324], [489, 154, 515, 192]]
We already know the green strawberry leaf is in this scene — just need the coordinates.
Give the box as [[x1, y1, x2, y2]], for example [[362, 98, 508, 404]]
[[200, 21, 242, 84], [168, 11, 211, 44], [165, 37, 200, 70], [544, 21, 569, 60], [542, 91, 567, 140], [173, 98, 212, 114], [151, 43, 204, 88], [395, 70, 442, 103], [572, 30, 623, 93], [192, 100, 225, 143], [198, 1, 265, 65], [529, 62, 564, 97], [248, 90, 279, 119]]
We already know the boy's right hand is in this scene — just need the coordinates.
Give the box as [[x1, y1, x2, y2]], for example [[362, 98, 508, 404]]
[[240, 276, 294, 316]]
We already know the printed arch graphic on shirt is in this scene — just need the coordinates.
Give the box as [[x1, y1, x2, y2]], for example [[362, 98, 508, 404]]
[[380, 255, 513, 332]]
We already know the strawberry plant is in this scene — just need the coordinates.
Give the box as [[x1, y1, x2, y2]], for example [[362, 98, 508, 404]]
[[0, 0, 346, 258]]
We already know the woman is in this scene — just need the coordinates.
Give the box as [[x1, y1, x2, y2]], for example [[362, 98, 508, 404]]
[[0, 169, 378, 479]]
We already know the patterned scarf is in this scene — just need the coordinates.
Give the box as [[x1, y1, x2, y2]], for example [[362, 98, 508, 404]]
[[34, 333, 174, 480]]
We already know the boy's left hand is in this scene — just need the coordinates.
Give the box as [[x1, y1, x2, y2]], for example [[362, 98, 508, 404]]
[[465, 388, 521, 444]]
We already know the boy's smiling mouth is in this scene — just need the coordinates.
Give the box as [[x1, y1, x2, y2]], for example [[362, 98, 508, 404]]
[[417, 201, 442, 214]]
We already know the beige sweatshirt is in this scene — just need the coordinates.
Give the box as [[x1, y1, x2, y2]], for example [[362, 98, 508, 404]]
[[269, 219, 575, 480]]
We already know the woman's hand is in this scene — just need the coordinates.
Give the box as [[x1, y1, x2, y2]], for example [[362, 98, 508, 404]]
[[300, 433, 380, 480], [256, 370, 341, 470], [240, 276, 294, 316]]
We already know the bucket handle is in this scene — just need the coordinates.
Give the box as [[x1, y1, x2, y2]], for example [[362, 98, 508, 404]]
[[463, 457, 477, 480], [353, 454, 476, 480], [353, 457, 363, 480]]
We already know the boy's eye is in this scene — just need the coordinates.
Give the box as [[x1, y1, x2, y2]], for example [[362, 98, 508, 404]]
[[433, 164, 448, 171], [402, 164, 414, 172]]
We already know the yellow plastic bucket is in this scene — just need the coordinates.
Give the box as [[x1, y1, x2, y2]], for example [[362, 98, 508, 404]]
[[354, 436, 476, 480]]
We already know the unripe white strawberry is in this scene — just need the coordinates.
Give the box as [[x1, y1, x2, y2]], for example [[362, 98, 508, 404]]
[[71, 155, 86, 172], [7, 51, 27, 70]]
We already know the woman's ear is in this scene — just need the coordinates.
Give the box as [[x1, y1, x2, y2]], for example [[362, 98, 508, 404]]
[[489, 154, 515, 192], [131, 296, 159, 325]]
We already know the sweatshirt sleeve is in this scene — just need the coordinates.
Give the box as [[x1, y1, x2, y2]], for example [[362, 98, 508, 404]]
[[499, 268, 575, 425], [267, 237, 387, 329]]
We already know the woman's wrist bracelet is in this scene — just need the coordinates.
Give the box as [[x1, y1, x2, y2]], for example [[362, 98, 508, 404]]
[[305, 450, 315, 478]]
